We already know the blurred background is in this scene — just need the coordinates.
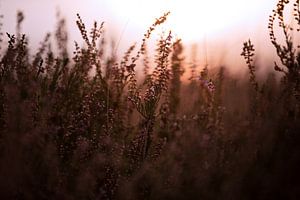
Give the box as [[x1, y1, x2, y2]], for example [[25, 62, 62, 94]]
[[0, 0, 280, 73]]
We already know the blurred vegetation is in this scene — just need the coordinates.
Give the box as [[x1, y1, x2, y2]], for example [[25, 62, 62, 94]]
[[0, 0, 300, 199]]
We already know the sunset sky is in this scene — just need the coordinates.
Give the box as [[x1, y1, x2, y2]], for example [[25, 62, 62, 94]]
[[0, 0, 281, 72]]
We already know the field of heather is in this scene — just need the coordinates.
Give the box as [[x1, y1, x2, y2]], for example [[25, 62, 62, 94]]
[[0, 0, 300, 199]]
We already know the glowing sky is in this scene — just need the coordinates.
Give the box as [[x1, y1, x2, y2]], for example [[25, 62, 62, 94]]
[[0, 0, 280, 72], [108, 0, 274, 40]]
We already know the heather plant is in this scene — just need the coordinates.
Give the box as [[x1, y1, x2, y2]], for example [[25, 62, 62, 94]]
[[268, 0, 300, 104], [169, 39, 184, 116], [241, 39, 261, 120], [238, 1, 300, 198], [55, 11, 69, 58], [0, 13, 3, 54], [189, 44, 198, 83], [126, 30, 173, 169]]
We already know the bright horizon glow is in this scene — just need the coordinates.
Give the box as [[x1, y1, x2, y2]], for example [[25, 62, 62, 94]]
[[107, 0, 274, 42], [0, 0, 279, 73], [0, 0, 276, 44]]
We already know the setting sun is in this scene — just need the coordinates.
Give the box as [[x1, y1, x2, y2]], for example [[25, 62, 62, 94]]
[[107, 0, 274, 41]]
